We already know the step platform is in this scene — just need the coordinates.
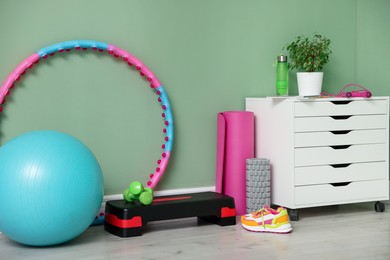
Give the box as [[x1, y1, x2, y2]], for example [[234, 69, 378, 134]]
[[104, 191, 236, 237]]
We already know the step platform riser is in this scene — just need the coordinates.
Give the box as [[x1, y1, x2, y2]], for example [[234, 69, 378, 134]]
[[104, 191, 236, 237]]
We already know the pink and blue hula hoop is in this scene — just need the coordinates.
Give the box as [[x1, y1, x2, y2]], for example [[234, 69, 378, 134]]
[[0, 40, 173, 189]]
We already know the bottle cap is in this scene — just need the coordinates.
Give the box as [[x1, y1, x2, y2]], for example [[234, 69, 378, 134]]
[[277, 55, 287, 62]]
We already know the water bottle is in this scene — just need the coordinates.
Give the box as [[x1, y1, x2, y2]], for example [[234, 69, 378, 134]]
[[276, 55, 288, 96]]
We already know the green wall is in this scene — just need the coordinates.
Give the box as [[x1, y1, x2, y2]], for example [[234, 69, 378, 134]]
[[356, 0, 390, 92], [0, 0, 389, 194]]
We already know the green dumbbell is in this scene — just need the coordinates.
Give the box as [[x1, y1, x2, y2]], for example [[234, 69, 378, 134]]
[[123, 188, 138, 202], [123, 181, 154, 205], [129, 181, 144, 196], [139, 188, 154, 205]]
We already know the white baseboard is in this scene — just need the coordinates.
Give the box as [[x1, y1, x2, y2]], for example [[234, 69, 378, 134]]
[[2, 181, 389, 233]]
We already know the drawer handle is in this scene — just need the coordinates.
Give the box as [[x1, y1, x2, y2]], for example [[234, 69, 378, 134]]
[[330, 163, 351, 168], [330, 145, 351, 150], [330, 115, 352, 120], [330, 130, 352, 135], [330, 182, 351, 187], [330, 101, 352, 105]]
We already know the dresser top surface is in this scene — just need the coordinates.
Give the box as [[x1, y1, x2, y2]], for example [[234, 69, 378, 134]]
[[246, 96, 389, 102]]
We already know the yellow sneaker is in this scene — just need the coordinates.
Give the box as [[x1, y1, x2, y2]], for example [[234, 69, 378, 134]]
[[241, 205, 292, 233]]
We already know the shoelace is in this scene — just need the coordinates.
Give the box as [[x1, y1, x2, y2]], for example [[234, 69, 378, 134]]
[[253, 205, 273, 228], [253, 205, 272, 216]]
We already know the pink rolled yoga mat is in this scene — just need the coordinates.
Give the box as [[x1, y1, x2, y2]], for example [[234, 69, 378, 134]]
[[216, 111, 254, 216]]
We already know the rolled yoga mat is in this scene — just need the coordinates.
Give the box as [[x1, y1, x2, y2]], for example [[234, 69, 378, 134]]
[[216, 111, 254, 216]]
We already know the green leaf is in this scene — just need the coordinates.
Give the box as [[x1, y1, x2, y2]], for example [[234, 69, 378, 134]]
[[284, 34, 332, 72]]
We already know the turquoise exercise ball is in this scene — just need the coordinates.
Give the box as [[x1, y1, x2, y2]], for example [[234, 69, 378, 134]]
[[0, 130, 104, 246]]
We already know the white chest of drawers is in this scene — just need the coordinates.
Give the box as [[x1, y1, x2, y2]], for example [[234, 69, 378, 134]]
[[246, 97, 389, 218]]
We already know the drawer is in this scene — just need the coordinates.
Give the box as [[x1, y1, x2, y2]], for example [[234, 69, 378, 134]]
[[295, 115, 388, 132], [295, 129, 386, 147], [295, 143, 387, 166], [295, 99, 388, 117], [295, 180, 389, 206], [295, 162, 388, 185]]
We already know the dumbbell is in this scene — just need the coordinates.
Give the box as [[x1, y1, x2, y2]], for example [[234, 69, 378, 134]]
[[123, 181, 154, 205]]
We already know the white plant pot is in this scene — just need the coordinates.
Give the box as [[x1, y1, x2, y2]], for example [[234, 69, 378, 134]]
[[297, 72, 324, 97]]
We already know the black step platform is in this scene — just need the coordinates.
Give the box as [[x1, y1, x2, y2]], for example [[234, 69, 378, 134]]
[[104, 191, 236, 237]]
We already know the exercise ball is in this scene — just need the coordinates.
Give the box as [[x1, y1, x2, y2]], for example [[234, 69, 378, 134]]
[[0, 130, 104, 246]]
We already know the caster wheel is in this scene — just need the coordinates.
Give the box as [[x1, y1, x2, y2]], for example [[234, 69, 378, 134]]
[[375, 201, 385, 212], [288, 209, 300, 221]]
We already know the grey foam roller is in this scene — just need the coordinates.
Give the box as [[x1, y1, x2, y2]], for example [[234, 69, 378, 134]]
[[246, 158, 271, 214]]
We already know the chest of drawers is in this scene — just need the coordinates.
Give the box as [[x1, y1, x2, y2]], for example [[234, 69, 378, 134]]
[[246, 97, 389, 218]]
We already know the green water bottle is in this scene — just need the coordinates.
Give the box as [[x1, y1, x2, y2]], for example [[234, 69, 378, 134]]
[[276, 55, 288, 96]]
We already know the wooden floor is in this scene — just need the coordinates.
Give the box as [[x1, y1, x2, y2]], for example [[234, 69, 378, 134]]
[[1, 202, 389, 260]]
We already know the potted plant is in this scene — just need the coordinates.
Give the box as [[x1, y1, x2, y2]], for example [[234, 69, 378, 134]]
[[285, 34, 332, 96]]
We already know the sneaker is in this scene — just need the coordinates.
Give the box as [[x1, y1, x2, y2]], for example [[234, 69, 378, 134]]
[[241, 205, 292, 233]]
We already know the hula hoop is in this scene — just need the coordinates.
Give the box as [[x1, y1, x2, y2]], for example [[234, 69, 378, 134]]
[[0, 40, 173, 189]]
